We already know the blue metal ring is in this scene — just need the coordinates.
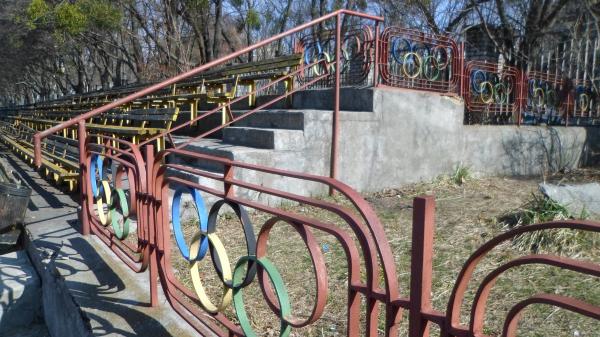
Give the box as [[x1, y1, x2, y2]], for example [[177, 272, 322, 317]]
[[391, 38, 412, 64], [172, 187, 209, 261], [471, 70, 487, 94], [303, 41, 324, 66], [303, 45, 313, 65], [90, 154, 103, 198]]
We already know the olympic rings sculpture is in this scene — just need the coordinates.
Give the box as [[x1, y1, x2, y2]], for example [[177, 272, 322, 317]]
[[300, 26, 373, 84], [527, 79, 561, 110], [170, 189, 328, 336], [89, 154, 134, 240], [469, 69, 514, 105], [389, 37, 449, 80]]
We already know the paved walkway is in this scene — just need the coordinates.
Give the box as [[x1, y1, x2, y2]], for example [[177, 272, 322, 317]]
[[0, 144, 201, 337]]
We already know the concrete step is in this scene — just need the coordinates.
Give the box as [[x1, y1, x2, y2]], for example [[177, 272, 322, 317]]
[[292, 88, 375, 111], [232, 110, 305, 130], [223, 127, 305, 150], [171, 138, 245, 173], [0, 250, 43, 333]]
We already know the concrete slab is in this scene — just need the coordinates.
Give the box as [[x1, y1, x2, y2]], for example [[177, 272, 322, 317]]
[[540, 183, 600, 217], [0, 250, 42, 334], [0, 146, 209, 337], [223, 126, 305, 150]]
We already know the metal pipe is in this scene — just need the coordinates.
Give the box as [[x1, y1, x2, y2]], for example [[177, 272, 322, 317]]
[[78, 120, 90, 236], [145, 144, 158, 307], [329, 14, 342, 196], [137, 58, 329, 149], [408, 196, 435, 337], [33, 11, 383, 167], [33, 10, 383, 140], [373, 22, 380, 87]]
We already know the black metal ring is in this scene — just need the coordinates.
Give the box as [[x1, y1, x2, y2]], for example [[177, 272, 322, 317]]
[[206, 199, 257, 289]]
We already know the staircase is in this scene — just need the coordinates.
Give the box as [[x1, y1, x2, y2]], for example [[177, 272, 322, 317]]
[[170, 109, 330, 205]]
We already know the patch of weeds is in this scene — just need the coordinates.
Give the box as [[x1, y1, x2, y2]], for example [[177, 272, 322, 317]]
[[451, 164, 470, 185], [500, 193, 596, 255]]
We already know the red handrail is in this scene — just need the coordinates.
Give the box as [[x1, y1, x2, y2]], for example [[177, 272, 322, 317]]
[[33, 9, 383, 168]]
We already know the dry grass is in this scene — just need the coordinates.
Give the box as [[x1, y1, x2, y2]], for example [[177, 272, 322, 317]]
[[170, 169, 600, 337]]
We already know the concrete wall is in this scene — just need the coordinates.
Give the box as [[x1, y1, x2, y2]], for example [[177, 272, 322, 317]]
[[171, 87, 597, 197], [334, 87, 594, 192]]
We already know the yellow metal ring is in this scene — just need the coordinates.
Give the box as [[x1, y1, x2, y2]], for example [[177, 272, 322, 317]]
[[189, 232, 233, 314], [312, 52, 331, 76], [96, 180, 112, 226], [402, 52, 422, 79], [534, 87, 545, 108], [479, 81, 494, 104], [579, 93, 590, 112]]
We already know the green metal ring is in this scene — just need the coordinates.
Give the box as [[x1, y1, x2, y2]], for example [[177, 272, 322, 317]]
[[110, 187, 131, 239], [422, 55, 440, 81], [233, 256, 291, 337]]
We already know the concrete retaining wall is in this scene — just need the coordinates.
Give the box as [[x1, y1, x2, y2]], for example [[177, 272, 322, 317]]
[[334, 87, 595, 192], [172, 87, 597, 196]]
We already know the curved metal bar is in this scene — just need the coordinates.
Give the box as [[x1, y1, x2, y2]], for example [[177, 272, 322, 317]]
[[469, 254, 600, 335], [379, 26, 460, 93], [157, 149, 400, 301], [82, 135, 150, 273], [256, 217, 328, 328], [164, 162, 382, 291], [446, 220, 600, 331], [152, 168, 368, 336], [463, 61, 521, 119], [501, 294, 600, 337]]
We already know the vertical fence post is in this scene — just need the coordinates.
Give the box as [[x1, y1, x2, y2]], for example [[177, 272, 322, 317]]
[[409, 196, 436, 337], [374, 21, 380, 87], [33, 134, 42, 169], [224, 164, 234, 198], [145, 144, 159, 307], [518, 70, 523, 126], [329, 13, 342, 195], [462, 42, 466, 97], [78, 120, 90, 236]]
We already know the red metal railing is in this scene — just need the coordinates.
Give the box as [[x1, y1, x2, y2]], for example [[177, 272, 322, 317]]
[[378, 27, 461, 94], [22, 9, 599, 336], [462, 61, 523, 124], [445, 217, 600, 337], [522, 71, 567, 125], [572, 80, 599, 125], [297, 24, 375, 88]]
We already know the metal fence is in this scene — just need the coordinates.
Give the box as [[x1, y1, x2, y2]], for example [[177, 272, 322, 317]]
[[379, 27, 461, 94], [4, 10, 598, 335]]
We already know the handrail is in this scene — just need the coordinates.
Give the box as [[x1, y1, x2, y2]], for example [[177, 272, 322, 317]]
[[33, 9, 383, 168]]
